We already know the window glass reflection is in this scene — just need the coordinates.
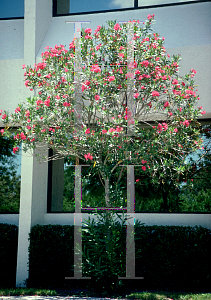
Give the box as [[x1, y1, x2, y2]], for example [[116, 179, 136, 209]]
[[138, 0, 198, 6], [57, 0, 134, 15], [0, 0, 24, 19], [0, 136, 21, 212]]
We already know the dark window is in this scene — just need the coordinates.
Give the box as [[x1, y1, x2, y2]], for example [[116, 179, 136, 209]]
[[0, 0, 24, 19], [0, 135, 21, 213]]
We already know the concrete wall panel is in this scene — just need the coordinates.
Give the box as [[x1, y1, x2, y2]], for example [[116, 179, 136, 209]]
[[0, 19, 24, 60], [0, 59, 24, 112]]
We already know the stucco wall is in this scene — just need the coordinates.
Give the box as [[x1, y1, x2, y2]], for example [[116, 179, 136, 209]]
[[1, 212, 211, 229]]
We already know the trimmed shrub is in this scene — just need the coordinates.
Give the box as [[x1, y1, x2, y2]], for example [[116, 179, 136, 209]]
[[28, 225, 74, 288], [26, 223, 210, 291], [135, 225, 211, 292], [0, 223, 18, 288]]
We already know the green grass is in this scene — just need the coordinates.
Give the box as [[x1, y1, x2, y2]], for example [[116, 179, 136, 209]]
[[0, 289, 210, 299], [0, 288, 58, 296], [125, 291, 211, 300]]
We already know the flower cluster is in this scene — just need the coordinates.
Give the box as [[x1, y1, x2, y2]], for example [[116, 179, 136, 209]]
[[1, 16, 205, 192]]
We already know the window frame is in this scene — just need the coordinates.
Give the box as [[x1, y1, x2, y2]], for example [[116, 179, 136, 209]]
[[53, 0, 209, 17]]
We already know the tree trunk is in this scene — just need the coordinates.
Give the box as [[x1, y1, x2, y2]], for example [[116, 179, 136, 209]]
[[105, 177, 111, 208]]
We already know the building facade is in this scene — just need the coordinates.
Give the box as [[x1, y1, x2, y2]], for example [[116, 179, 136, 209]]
[[0, 0, 211, 287]]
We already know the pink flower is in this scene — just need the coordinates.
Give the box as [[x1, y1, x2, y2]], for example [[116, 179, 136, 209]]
[[157, 123, 162, 132], [119, 53, 124, 58], [13, 147, 19, 154], [201, 111, 206, 115], [96, 44, 102, 51], [164, 101, 170, 108], [25, 110, 30, 117], [15, 107, 21, 113], [151, 91, 160, 97], [91, 64, 101, 73], [63, 102, 71, 107], [141, 60, 149, 67], [116, 126, 123, 132], [95, 95, 100, 101], [126, 72, 134, 79], [84, 80, 90, 86], [172, 79, 178, 85], [69, 41, 74, 49], [85, 35, 92, 39], [95, 25, 101, 33], [190, 68, 197, 74], [36, 99, 43, 106], [136, 179, 140, 183], [81, 84, 86, 92], [85, 128, 90, 134], [142, 159, 147, 164], [134, 93, 139, 98], [108, 128, 115, 133], [20, 132, 26, 140], [108, 76, 115, 82], [183, 120, 190, 127], [82, 80, 90, 91], [114, 23, 121, 31], [44, 99, 50, 107], [128, 119, 135, 125], [2, 114, 7, 120], [142, 166, 146, 171], [84, 153, 93, 161], [162, 123, 168, 131], [168, 111, 173, 117], [85, 28, 92, 34], [102, 129, 107, 134], [22, 64, 26, 69], [147, 14, 154, 20], [174, 128, 178, 133], [1, 129, 4, 135]]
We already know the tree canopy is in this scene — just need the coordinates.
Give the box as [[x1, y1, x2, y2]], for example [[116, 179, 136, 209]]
[[1, 15, 206, 207]]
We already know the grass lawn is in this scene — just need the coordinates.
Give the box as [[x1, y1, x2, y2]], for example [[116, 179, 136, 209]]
[[0, 288, 210, 299]]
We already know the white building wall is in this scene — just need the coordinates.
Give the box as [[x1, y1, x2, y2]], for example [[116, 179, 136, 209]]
[[0, 0, 211, 287]]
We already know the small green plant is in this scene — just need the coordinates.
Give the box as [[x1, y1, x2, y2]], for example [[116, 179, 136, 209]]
[[81, 210, 142, 293]]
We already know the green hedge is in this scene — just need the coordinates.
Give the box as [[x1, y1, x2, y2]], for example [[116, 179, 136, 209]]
[[135, 225, 211, 292], [28, 225, 74, 288], [1, 222, 210, 291], [0, 223, 18, 288], [28, 223, 211, 291]]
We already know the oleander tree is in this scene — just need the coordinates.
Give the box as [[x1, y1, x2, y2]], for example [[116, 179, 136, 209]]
[[1, 15, 206, 208]]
